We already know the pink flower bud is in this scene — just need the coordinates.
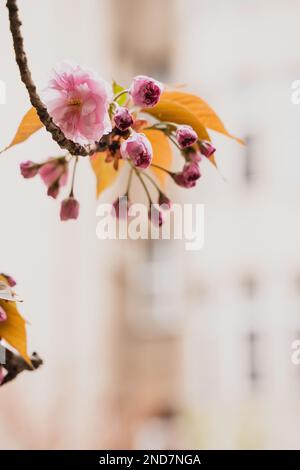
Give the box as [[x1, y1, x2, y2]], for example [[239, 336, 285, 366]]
[[0, 306, 7, 322], [120, 133, 153, 169], [176, 125, 198, 149], [199, 140, 216, 158], [173, 162, 201, 188], [1, 273, 16, 287], [130, 75, 163, 108], [158, 193, 172, 210], [47, 183, 60, 199], [60, 197, 80, 221], [39, 159, 67, 187], [20, 161, 40, 178], [114, 107, 133, 131], [112, 196, 130, 219], [39, 159, 68, 199], [184, 148, 202, 163], [149, 206, 164, 227]]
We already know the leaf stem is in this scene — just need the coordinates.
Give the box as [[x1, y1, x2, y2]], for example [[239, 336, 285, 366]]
[[129, 161, 152, 204], [150, 163, 174, 176], [142, 171, 161, 193], [69, 156, 78, 197], [126, 168, 133, 196], [168, 134, 182, 150], [113, 89, 129, 102]]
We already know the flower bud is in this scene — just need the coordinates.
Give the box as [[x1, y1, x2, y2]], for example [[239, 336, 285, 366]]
[[39, 159, 67, 186], [184, 147, 202, 163], [112, 196, 130, 219], [20, 161, 40, 178], [120, 133, 153, 169], [130, 75, 163, 108], [60, 197, 80, 221], [176, 125, 198, 149], [39, 159, 68, 199], [114, 107, 133, 131], [47, 183, 60, 199], [173, 162, 201, 188], [199, 140, 216, 158], [158, 193, 171, 210], [1, 273, 16, 287], [149, 206, 164, 227], [0, 306, 7, 322]]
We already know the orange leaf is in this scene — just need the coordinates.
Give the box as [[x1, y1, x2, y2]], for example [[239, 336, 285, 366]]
[[150, 91, 244, 145], [90, 152, 123, 198], [0, 274, 31, 365], [144, 98, 210, 142], [0, 300, 31, 365], [1, 107, 43, 153], [143, 129, 173, 188]]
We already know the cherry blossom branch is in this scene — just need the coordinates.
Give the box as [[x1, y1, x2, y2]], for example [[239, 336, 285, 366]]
[[6, 0, 106, 156], [0, 348, 43, 386]]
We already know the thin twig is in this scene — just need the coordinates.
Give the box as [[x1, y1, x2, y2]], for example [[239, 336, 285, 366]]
[[0, 348, 43, 386], [6, 0, 106, 156]]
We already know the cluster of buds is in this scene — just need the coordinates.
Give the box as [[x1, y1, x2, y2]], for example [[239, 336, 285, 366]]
[[20, 156, 79, 220], [19, 63, 216, 224]]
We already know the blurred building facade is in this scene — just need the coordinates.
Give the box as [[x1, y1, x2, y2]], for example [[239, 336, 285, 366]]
[[0, 0, 300, 450]]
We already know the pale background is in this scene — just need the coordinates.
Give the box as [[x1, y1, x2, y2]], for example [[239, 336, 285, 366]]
[[0, 0, 300, 449]]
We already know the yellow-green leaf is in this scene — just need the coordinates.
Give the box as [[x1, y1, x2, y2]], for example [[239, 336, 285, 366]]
[[1, 107, 43, 153], [90, 152, 123, 198], [112, 81, 127, 106], [143, 129, 173, 188], [148, 91, 244, 145]]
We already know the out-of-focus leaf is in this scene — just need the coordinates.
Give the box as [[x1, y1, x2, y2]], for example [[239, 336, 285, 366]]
[[112, 81, 127, 106], [144, 97, 210, 142], [1, 107, 43, 153], [143, 129, 173, 188], [146, 91, 244, 145], [0, 301, 31, 365], [90, 152, 124, 198], [0, 274, 30, 365]]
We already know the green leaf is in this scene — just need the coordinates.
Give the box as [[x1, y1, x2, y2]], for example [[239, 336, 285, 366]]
[[112, 80, 128, 106]]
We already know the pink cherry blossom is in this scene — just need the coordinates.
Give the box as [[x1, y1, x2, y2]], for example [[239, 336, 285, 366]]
[[43, 61, 112, 145]]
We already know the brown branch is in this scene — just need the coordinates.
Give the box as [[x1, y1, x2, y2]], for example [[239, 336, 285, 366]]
[[0, 348, 43, 386], [6, 0, 106, 156]]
